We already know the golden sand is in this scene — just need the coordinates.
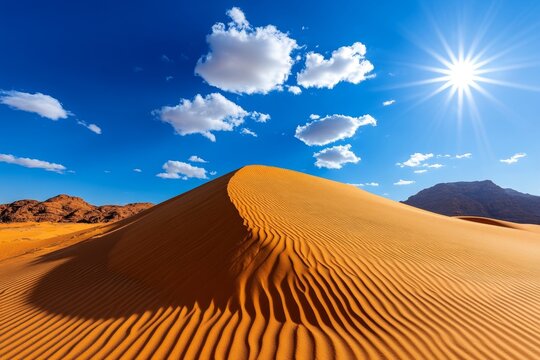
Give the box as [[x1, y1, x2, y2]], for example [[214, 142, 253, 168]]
[[0, 165, 539, 359], [0, 222, 98, 261]]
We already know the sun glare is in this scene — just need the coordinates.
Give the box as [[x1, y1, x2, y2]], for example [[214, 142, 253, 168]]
[[445, 59, 477, 90], [400, 19, 540, 124]]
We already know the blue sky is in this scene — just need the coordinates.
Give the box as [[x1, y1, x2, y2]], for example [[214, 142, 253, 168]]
[[1, 0, 539, 205]]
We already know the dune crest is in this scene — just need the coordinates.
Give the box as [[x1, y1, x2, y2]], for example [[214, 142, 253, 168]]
[[1, 165, 540, 359]]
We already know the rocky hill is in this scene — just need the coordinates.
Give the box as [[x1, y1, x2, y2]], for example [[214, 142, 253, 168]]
[[0, 194, 153, 223], [403, 180, 540, 224]]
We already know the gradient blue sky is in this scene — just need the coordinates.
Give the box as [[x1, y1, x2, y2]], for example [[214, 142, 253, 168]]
[[1, 0, 539, 205]]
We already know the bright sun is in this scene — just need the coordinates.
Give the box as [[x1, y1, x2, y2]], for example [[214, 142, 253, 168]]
[[445, 59, 478, 90]]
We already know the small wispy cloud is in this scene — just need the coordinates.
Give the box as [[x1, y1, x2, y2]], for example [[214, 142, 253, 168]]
[[500, 153, 526, 164], [414, 169, 427, 174], [251, 112, 270, 123], [241, 128, 257, 137], [350, 182, 379, 187], [133, 168, 142, 173], [382, 99, 395, 106], [0, 153, 66, 173], [397, 153, 433, 168], [394, 179, 415, 186], [455, 152, 472, 159], [77, 120, 102, 134], [188, 155, 207, 163]]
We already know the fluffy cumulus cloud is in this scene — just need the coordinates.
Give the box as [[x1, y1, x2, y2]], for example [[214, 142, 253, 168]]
[[155, 93, 258, 142], [0, 153, 66, 173], [241, 128, 257, 137], [382, 99, 395, 106], [188, 155, 207, 163], [394, 179, 415, 186], [313, 144, 360, 169], [195, 7, 297, 94], [0, 90, 69, 120], [295, 114, 376, 146], [156, 161, 207, 180], [297, 42, 374, 89], [500, 153, 527, 164]]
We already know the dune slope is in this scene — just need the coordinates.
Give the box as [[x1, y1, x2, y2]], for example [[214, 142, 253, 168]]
[[1, 165, 540, 359]]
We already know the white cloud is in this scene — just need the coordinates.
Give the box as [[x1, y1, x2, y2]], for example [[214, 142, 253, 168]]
[[77, 120, 102, 134], [133, 168, 142, 172], [210, 171, 217, 176], [314, 144, 360, 169], [288, 85, 302, 95], [295, 114, 376, 146], [188, 155, 207, 163], [382, 99, 395, 106], [241, 128, 257, 137], [0, 90, 69, 120], [414, 169, 427, 174], [87, 124, 102, 134], [455, 152, 472, 159], [251, 111, 270, 123], [195, 7, 297, 94], [226, 7, 249, 28], [425, 163, 443, 168], [365, 182, 379, 187], [155, 93, 251, 142], [351, 182, 379, 187], [397, 153, 434, 167], [309, 114, 320, 120], [165, 76, 174, 82], [156, 161, 207, 180], [297, 42, 374, 89], [0, 153, 66, 173], [500, 153, 526, 164], [394, 179, 415, 186]]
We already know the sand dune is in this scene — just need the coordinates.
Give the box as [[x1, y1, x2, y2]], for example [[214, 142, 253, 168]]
[[1, 165, 540, 359]]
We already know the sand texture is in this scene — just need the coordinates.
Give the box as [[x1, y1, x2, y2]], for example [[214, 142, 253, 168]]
[[1, 165, 539, 359]]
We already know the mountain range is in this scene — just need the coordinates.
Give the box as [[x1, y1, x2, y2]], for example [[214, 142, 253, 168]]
[[403, 180, 540, 224], [0, 194, 153, 223]]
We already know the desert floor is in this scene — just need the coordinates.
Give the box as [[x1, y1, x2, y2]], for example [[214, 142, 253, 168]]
[[1, 165, 539, 359]]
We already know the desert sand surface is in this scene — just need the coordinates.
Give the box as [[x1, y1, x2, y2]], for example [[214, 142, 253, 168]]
[[1, 165, 539, 359], [0, 222, 98, 261]]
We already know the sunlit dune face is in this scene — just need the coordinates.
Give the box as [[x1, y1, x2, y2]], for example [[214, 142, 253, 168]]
[[444, 59, 478, 91]]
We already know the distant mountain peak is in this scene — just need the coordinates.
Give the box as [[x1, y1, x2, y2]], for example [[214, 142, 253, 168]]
[[403, 180, 540, 224]]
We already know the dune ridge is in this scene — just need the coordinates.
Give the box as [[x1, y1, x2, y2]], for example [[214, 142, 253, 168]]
[[1, 165, 540, 359]]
